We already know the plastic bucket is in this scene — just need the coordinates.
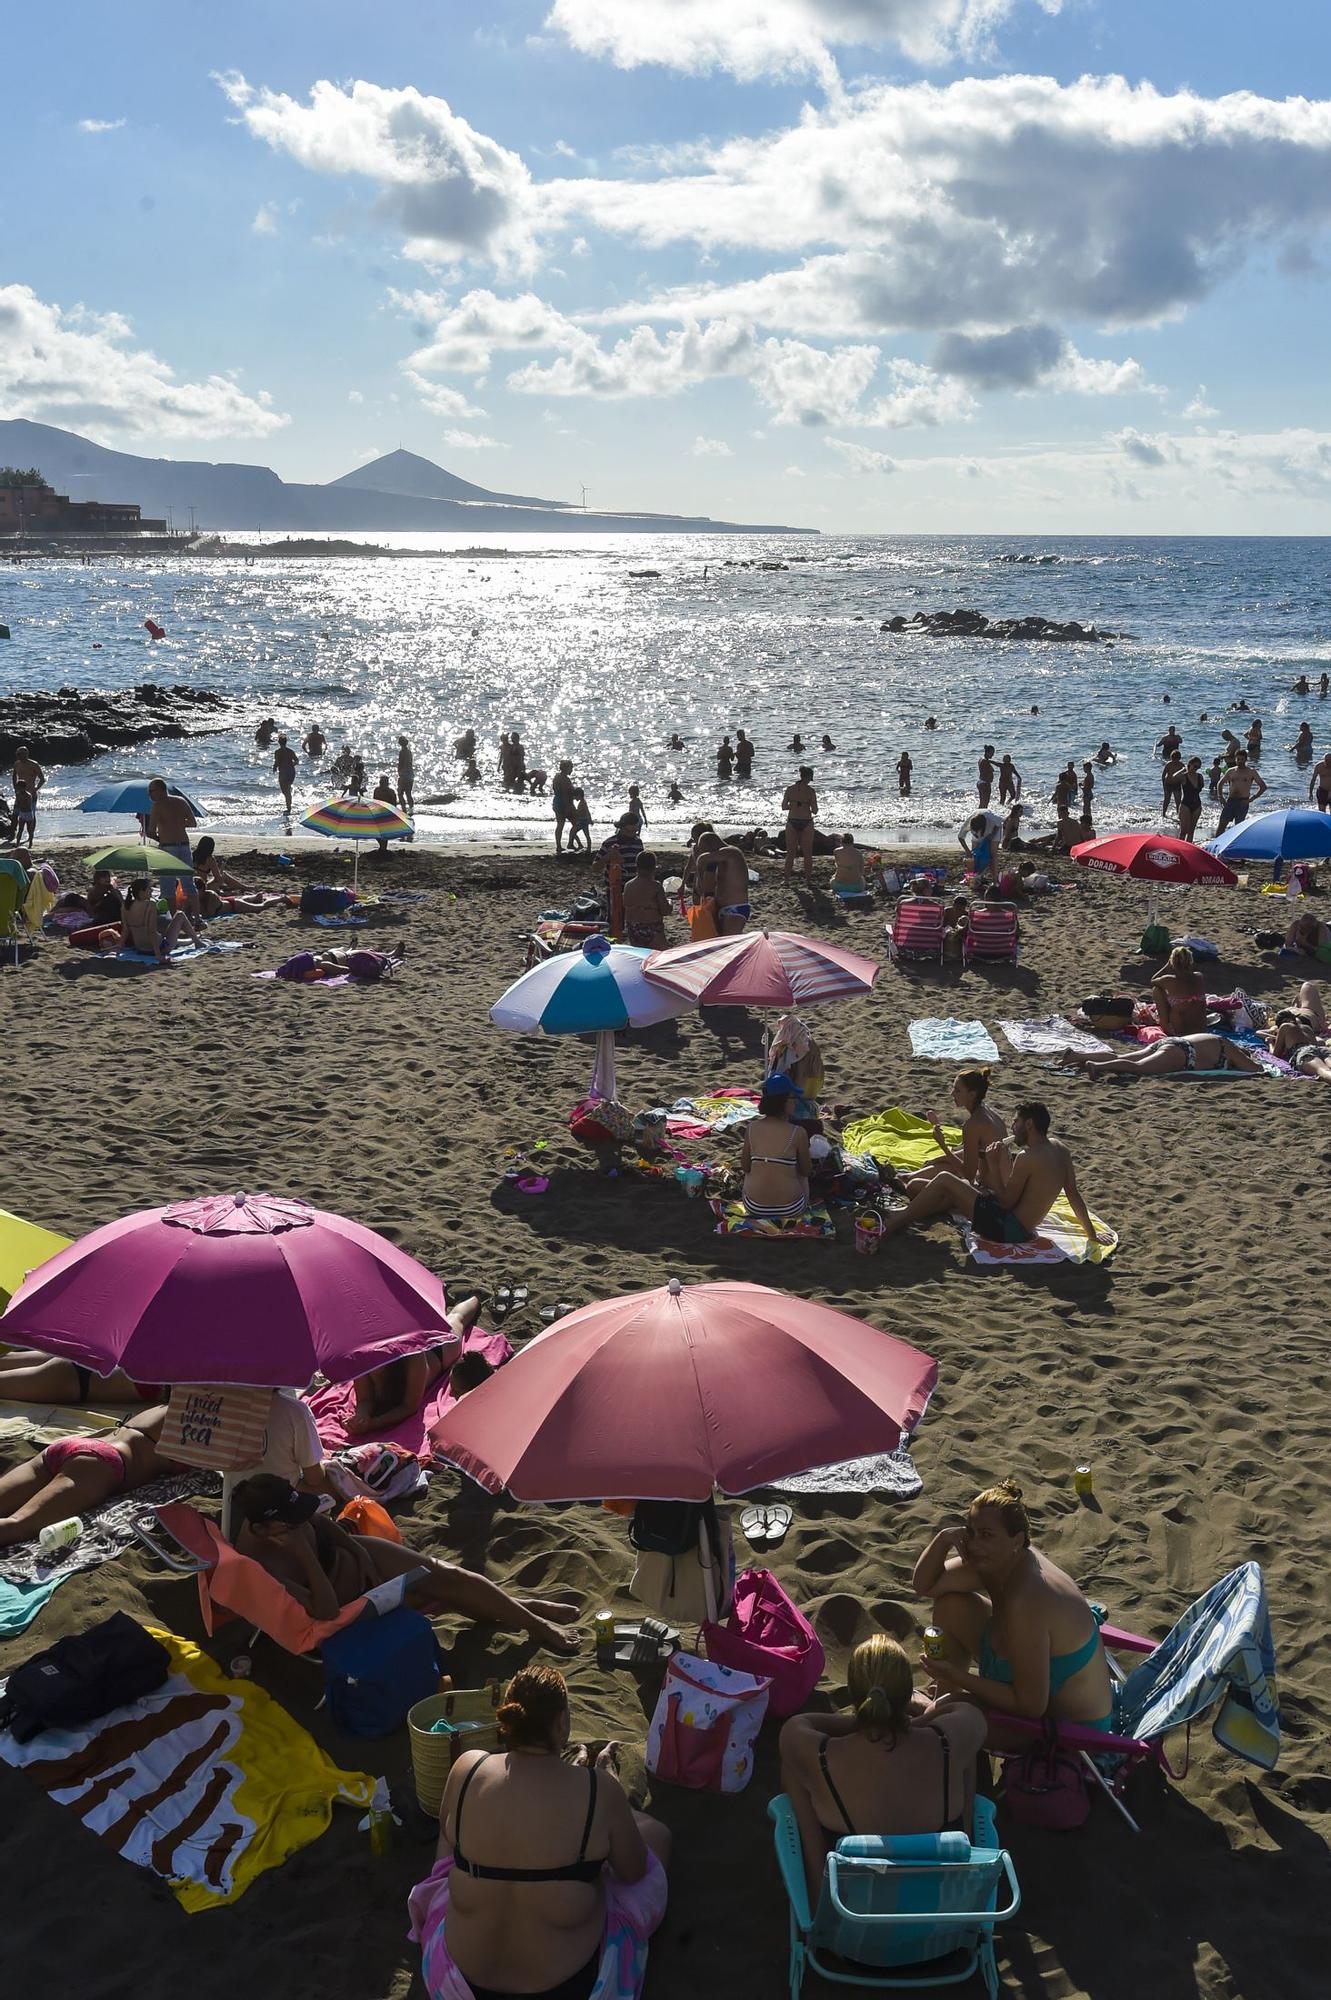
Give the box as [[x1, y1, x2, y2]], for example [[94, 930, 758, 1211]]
[[854, 1212, 883, 1256]]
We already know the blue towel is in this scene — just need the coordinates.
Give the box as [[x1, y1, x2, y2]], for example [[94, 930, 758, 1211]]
[[0, 1570, 73, 1637], [1116, 1562, 1279, 1769], [908, 1019, 1001, 1062]]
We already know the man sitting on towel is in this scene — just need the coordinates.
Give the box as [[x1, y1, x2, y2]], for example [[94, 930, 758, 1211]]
[[882, 1101, 1107, 1247]]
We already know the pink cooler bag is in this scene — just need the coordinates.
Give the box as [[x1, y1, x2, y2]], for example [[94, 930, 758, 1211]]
[[701, 1567, 825, 1718], [645, 1651, 770, 1794]]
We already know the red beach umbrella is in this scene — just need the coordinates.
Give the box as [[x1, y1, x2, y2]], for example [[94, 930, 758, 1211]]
[[429, 1277, 937, 1501], [1071, 830, 1236, 927]]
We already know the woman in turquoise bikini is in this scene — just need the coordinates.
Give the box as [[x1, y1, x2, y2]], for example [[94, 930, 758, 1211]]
[[911, 1478, 1115, 1745]]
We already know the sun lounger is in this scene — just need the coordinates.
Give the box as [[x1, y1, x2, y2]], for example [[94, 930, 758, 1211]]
[[886, 896, 945, 964]]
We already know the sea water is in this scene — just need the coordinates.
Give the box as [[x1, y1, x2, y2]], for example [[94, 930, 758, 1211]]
[[3, 531, 1329, 846]]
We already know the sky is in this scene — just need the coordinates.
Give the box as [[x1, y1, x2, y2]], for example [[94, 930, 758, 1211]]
[[3, 0, 1331, 532]]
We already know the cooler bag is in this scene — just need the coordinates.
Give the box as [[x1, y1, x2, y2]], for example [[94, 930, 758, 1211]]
[[321, 1607, 442, 1737], [645, 1650, 769, 1794], [701, 1567, 825, 1718]]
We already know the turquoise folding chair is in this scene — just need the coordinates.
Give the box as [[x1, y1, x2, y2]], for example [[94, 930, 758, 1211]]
[[768, 1793, 1020, 2000]]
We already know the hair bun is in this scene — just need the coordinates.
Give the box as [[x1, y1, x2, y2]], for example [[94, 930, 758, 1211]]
[[999, 1477, 1023, 1499], [496, 1699, 526, 1730]]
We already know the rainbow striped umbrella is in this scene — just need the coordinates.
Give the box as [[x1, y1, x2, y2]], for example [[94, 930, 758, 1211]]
[[300, 795, 413, 889]]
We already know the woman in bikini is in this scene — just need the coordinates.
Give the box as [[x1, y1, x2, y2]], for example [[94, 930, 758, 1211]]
[[1150, 944, 1209, 1035], [739, 1075, 811, 1219], [1063, 1034, 1265, 1078], [345, 1296, 480, 1435], [779, 1634, 986, 1904], [0, 1350, 167, 1407], [0, 1404, 175, 1546], [900, 1067, 1004, 1194], [1266, 1012, 1331, 1079], [781, 766, 818, 884], [912, 1479, 1115, 1748], [413, 1665, 670, 2000]]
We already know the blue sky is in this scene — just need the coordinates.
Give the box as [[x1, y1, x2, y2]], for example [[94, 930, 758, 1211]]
[[4, 0, 1330, 530]]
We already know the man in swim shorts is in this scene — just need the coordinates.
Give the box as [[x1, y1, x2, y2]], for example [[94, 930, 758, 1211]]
[[1215, 750, 1267, 833], [1309, 749, 1331, 814], [882, 1102, 1106, 1247]]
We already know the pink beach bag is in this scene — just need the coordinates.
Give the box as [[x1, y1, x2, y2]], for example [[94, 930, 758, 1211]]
[[701, 1567, 825, 1718], [645, 1651, 770, 1794]]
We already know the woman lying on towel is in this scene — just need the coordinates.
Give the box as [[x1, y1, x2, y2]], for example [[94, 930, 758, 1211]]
[[411, 1665, 670, 2000], [0, 1404, 176, 1547], [1062, 1033, 1265, 1078], [345, 1295, 481, 1435], [1266, 1013, 1331, 1079], [739, 1073, 811, 1219], [0, 1348, 167, 1407], [912, 1479, 1115, 1748], [901, 1067, 1003, 1193], [231, 1475, 580, 1657], [779, 1633, 986, 1904]]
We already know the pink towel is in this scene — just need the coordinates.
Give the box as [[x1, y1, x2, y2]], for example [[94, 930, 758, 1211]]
[[306, 1330, 513, 1458]]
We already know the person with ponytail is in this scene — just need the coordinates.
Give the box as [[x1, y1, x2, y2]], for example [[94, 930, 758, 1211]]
[[912, 1478, 1114, 1747], [412, 1665, 670, 2000], [897, 1067, 1005, 1194], [778, 1634, 985, 1902]]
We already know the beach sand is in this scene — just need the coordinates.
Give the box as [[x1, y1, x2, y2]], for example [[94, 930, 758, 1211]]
[[1, 842, 1326, 1999]]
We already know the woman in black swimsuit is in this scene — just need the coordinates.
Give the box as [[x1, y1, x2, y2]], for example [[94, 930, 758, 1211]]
[[778, 1634, 986, 1904], [346, 1296, 480, 1434], [423, 1667, 671, 2000]]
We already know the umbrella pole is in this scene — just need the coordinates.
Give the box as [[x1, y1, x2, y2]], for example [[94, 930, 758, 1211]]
[[591, 1028, 616, 1101], [353, 843, 360, 895]]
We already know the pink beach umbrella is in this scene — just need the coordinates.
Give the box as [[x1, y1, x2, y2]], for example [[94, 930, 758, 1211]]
[[429, 1277, 937, 1501], [644, 930, 880, 1010], [0, 1191, 453, 1388]]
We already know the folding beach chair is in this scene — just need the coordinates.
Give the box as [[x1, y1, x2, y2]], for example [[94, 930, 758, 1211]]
[[885, 896, 945, 964], [962, 902, 1020, 966], [0, 876, 24, 968], [769, 1792, 1020, 2000]]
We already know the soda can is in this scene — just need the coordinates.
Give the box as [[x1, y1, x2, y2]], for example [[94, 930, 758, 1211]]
[[1073, 1463, 1094, 1497], [594, 1610, 615, 1649], [229, 1652, 252, 1679], [922, 1626, 946, 1661]]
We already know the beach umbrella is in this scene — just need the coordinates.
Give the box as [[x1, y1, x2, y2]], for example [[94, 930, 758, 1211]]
[[84, 840, 198, 875], [300, 795, 413, 891], [644, 929, 880, 1010], [490, 933, 695, 1100], [1207, 808, 1331, 865], [78, 780, 203, 821], [0, 1191, 454, 1389], [1071, 830, 1236, 926], [429, 1277, 938, 1501]]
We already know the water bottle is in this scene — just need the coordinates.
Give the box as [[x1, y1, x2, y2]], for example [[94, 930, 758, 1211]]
[[38, 1516, 82, 1555], [368, 1776, 394, 1856]]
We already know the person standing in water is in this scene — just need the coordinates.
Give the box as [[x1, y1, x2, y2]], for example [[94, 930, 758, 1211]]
[[782, 766, 818, 885], [997, 753, 1022, 805], [897, 751, 913, 797], [977, 746, 996, 808], [735, 729, 755, 778], [397, 736, 415, 814]]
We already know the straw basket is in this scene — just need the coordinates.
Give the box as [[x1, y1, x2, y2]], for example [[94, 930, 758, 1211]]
[[408, 1683, 503, 1815]]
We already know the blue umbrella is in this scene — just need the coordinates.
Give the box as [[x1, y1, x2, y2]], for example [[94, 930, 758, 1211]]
[[1207, 808, 1331, 864], [490, 935, 694, 1096], [78, 781, 204, 818]]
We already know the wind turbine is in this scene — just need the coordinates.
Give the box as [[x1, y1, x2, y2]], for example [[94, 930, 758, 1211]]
[[579, 484, 590, 511]]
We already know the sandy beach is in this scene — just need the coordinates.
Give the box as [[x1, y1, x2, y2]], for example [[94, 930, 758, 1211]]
[[1, 839, 1326, 2000]]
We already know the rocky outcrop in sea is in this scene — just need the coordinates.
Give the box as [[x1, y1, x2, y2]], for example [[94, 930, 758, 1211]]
[[880, 607, 1125, 642], [0, 683, 228, 765]]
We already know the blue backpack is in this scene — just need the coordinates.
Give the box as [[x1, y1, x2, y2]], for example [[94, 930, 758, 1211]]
[[320, 1607, 442, 1737]]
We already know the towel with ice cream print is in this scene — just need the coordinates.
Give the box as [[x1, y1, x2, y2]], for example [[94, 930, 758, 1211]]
[[645, 1651, 771, 1793]]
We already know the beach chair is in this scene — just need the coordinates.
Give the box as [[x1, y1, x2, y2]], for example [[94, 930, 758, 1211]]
[[886, 896, 945, 964], [769, 1793, 1020, 1999], [0, 876, 24, 967], [962, 902, 1020, 966]]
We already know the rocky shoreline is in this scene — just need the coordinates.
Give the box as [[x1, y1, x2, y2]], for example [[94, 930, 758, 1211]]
[[881, 606, 1126, 642], [0, 683, 228, 764]]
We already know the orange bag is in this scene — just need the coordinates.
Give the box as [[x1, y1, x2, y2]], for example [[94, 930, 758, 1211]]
[[338, 1495, 403, 1543], [687, 899, 719, 941]]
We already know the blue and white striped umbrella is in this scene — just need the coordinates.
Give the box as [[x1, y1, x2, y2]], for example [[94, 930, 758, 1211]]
[[490, 935, 695, 1098]]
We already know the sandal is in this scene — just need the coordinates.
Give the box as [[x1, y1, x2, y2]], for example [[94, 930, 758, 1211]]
[[740, 1503, 793, 1551], [492, 1283, 514, 1323]]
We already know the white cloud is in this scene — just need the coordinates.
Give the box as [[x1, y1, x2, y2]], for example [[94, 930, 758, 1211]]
[[0, 283, 288, 440], [1113, 426, 1176, 468], [401, 369, 488, 419], [1183, 384, 1219, 418], [347, 389, 365, 404], [77, 117, 125, 134], [691, 434, 732, 456], [215, 72, 538, 268], [251, 202, 279, 236], [826, 438, 899, 472], [547, 0, 1062, 85], [784, 464, 807, 477], [441, 427, 507, 449]]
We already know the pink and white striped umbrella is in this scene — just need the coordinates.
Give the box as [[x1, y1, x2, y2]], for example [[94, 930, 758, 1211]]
[[644, 929, 880, 1010]]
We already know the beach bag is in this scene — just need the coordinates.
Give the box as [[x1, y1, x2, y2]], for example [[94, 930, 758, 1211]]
[[569, 1095, 634, 1150], [275, 950, 319, 981], [646, 1650, 770, 1793], [160, 1384, 274, 1471], [1003, 1722, 1090, 1830], [0, 1613, 170, 1743], [1140, 922, 1171, 957], [338, 1494, 403, 1543], [300, 884, 355, 914], [408, 1682, 504, 1814], [701, 1568, 824, 1718], [1082, 993, 1133, 1033], [347, 949, 392, 981], [630, 1500, 734, 1625], [687, 899, 718, 941], [321, 1607, 442, 1738]]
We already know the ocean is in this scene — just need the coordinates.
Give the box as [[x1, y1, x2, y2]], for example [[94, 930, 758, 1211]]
[[4, 530, 1330, 847]]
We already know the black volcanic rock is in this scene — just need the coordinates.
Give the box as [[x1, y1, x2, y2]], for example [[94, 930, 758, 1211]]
[[0, 683, 227, 765], [880, 607, 1124, 642]]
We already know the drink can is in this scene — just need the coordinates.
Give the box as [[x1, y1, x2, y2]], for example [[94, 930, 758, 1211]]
[[922, 1626, 946, 1661], [1073, 1463, 1094, 1497], [594, 1610, 615, 1649]]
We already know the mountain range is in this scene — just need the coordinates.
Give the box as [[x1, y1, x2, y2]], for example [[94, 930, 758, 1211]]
[[0, 421, 806, 535]]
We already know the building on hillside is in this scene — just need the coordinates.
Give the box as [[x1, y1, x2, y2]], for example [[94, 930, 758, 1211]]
[[0, 476, 165, 535]]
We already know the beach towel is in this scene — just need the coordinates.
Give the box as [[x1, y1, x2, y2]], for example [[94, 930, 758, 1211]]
[[666, 1089, 761, 1138], [0, 1625, 374, 1911], [305, 1329, 513, 1456], [767, 1447, 923, 1500], [0, 1468, 219, 1588], [1115, 1563, 1279, 1770], [841, 1109, 961, 1174], [1000, 1016, 1112, 1057], [965, 1198, 1118, 1267], [410, 1850, 668, 2000], [116, 940, 250, 967], [708, 1200, 836, 1240], [908, 1019, 1001, 1062], [0, 1571, 75, 1639]]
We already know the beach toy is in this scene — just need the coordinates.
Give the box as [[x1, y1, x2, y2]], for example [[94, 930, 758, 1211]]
[[854, 1211, 884, 1255]]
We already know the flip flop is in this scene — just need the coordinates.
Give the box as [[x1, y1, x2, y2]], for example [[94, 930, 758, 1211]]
[[492, 1284, 514, 1323], [509, 1284, 530, 1312], [740, 1503, 793, 1551], [603, 1618, 680, 1667]]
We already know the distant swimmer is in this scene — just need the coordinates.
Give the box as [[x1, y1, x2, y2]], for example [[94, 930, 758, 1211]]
[[256, 717, 278, 747], [454, 728, 477, 761], [273, 733, 299, 816], [976, 745, 996, 808], [716, 735, 735, 780], [897, 750, 912, 796], [303, 724, 327, 760], [1293, 722, 1315, 764], [924, 716, 938, 730], [788, 733, 805, 753], [1245, 719, 1263, 759], [735, 728, 755, 778], [1094, 741, 1116, 766], [1155, 724, 1183, 760], [1322, 673, 1330, 697], [668, 780, 685, 804], [1029, 704, 1040, 716], [1294, 675, 1311, 695], [397, 734, 415, 813], [668, 733, 686, 751], [820, 733, 836, 752], [997, 753, 1022, 804], [1309, 749, 1331, 811]]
